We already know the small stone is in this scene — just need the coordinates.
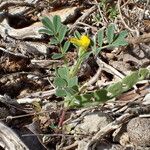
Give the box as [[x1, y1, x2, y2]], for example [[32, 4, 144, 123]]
[[127, 117, 150, 146], [143, 93, 150, 105], [74, 111, 112, 134]]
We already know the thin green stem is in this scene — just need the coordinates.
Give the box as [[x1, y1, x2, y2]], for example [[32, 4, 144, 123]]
[[54, 34, 68, 65], [69, 58, 83, 78], [60, 44, 68, 65]]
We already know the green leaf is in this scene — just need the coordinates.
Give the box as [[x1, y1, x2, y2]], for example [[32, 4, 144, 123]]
[[49, 38, 59, 45], [91, 36, 96, 54], [41, 17, 54, 32], [107, 82, 123, 97], [94, 89, 109, 101], [111, 30, 128, 47], [75, 93, 102, 107], [58, 25, 68, 42], [71, 85, 79, 92], [138, 68, 149, 80], [78, 93, 93, 103], [106, 24, 115, 44], [53, 15, 61, 33], [97, 29, 104, 47], [39, 28, 53, 35], [52, 53, 63, 59], [74, 30, 81, 39], [56, 88, 66, 97], [67, 76, 78, 87], [57, 67, 69, 80], [63, 41, 70, 53], [80, 51, 92, 60], [54, 77, 67, 87], [122, 72, 139, 90], [65, 86, 78, 96], [63, 68, 149, 108], [94, 48, 102, 56], [64, 96, 81, 108]]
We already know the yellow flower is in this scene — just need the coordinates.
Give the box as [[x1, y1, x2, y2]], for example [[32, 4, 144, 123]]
[[69, 35, 90, 50]]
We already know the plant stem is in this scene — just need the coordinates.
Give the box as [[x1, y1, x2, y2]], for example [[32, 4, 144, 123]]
[[58, 109, 66, 128], [69, 58, 83, 78]]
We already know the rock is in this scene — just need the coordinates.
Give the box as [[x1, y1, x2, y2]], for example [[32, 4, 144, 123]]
[[78, 140, 124, 150], [143, 93, 150, 105], [113, 125, 130, 146], [74, 111, 112, 135], [77, 139, 88, 150], [127, 117, 150, 146]]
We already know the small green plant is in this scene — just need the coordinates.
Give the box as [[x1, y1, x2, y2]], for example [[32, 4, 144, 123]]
[[39, 15, 70, 60], [102, 0, 118, 20], [107, 5, 118, 20], [39, 15, 149, 109], [93, 0, 118, 22], [92, 24, 128, 55]]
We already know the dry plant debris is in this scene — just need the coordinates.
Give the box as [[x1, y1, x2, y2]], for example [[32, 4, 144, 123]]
[[0, 0, 150, 150]]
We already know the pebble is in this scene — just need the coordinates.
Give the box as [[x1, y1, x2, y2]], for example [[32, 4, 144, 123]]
[[127, 117, 150, 146]]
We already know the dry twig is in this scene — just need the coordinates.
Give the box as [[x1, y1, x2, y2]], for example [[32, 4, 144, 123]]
[[69, 5, 97, 33], [96, 57, 125, 79], [0, 1, 35, 11], [86, 113, 133, 150], [117, 0, 139, 36]]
